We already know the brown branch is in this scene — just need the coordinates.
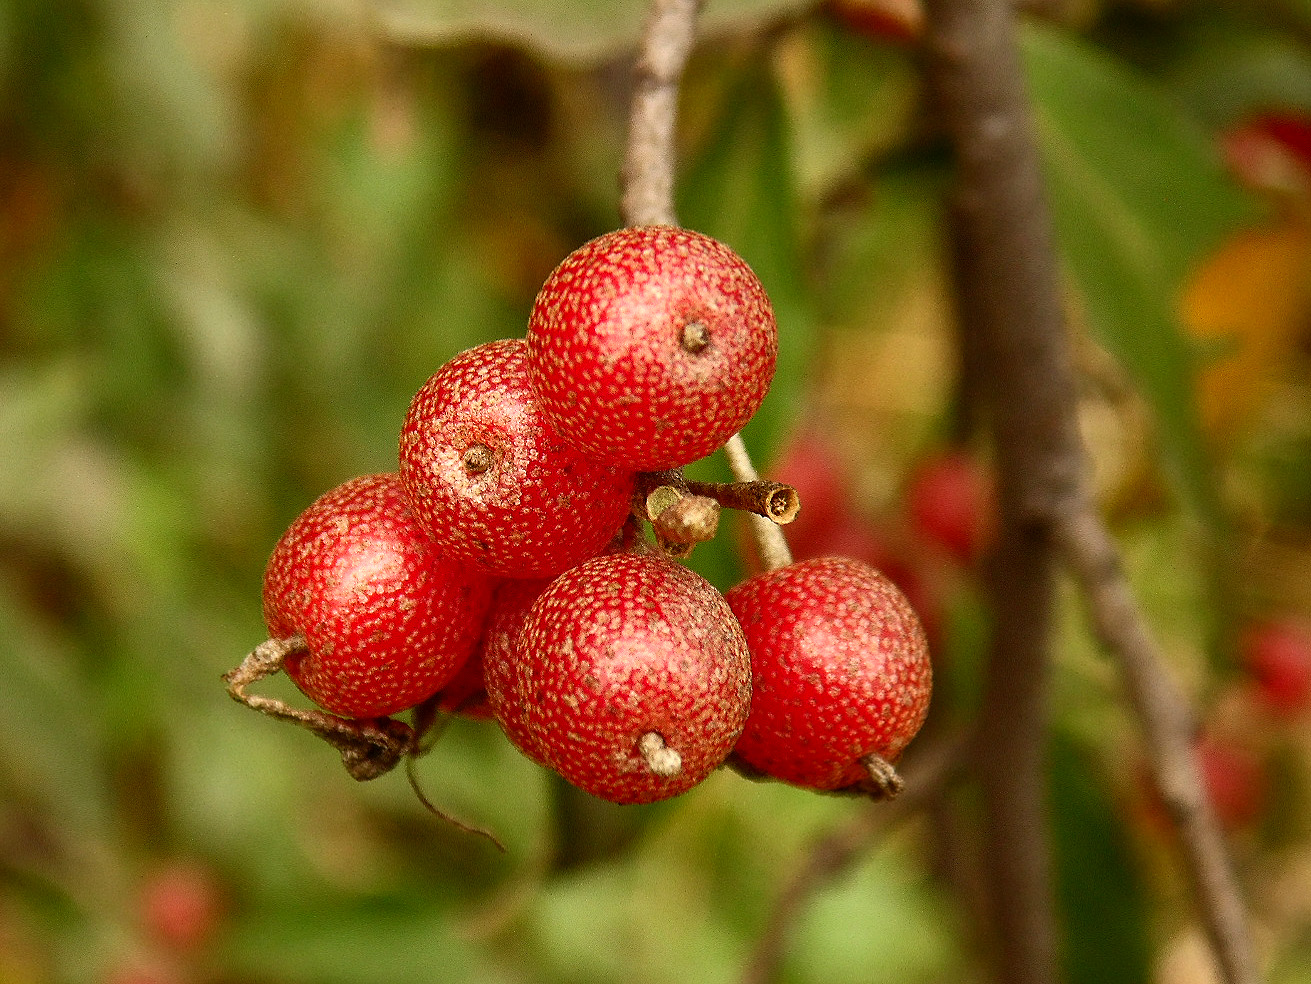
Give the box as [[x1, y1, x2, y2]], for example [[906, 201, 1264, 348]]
[[684, 479, 800, 525], [740, 734, 967, 984], [725, 433, 793, 572], [922, 2, 1074, 978], [1053, 507, 1258, 984], [620, 0, 791, 573], [922, 0, 1258, 981]]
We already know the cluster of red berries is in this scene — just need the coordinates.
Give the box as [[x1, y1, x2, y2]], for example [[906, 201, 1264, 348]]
[[246, 225, 933, 807]]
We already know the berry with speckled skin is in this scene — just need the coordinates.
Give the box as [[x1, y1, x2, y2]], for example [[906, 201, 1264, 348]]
[[428, 647, 494, 719], [475, 576, 552, 740], [525, 226, 778, 471], [725, 556, 931, 791], [399, 339, 637, 579], [262, 473, 494, 719], [487, 552, 753, 804]]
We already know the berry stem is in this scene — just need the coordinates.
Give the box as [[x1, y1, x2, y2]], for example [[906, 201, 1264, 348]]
[[404, 756, 507, 853], [224, 636, 414, 781], [724, 432, 793, 571], [684, 479, 799, 525], [638, 731, 684, 777], [859, 753, 905, 800]]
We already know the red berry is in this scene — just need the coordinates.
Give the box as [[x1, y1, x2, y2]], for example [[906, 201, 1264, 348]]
[[770, 428, 851, 549], [726, 556, 932, 791], [1223, 111, 1311, 192], [429, 648, 494, 719], [486, 553, 753, 804], [525, 226, 778, 471], [907, 449, 991, 564], [824, 0, 922, 43], [399, 339, 636, 579], [139, 860, 223, 951], [477, 576, 553, 744], [1241, 619, 1311, 716], [262, 473, 494, 718], [1196, 736, 1266, 830]]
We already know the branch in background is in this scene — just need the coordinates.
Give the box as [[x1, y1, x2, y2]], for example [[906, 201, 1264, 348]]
[[1054, 507, 1258, 984], [922, 0, 1075, 977], [739, 734, 966, 984], [922, 0, 1258, 982]]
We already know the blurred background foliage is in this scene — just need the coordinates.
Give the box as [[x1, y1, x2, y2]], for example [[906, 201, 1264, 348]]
[[2, 0, 1311, 982]]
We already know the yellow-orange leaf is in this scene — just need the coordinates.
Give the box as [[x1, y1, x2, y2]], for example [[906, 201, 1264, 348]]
[[1182, 218, 1311, 439]]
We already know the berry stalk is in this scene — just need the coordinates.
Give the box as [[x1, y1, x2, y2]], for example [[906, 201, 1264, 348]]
[[223, 636, 415, 781], [724, 432, 793, 572]]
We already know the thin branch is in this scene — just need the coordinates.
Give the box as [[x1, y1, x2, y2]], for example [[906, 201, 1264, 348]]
[[620, 0, 791, 574], [684, 478, 800, 525], [621, 0, 704, 227], [224, 637, 414, 781], [740, 734, 967, 984], [1053, 506, 1257, 984]]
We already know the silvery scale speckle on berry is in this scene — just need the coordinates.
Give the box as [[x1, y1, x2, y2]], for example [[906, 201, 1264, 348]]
[[486, 552, 753, 804], [726, 556, 932, 791]]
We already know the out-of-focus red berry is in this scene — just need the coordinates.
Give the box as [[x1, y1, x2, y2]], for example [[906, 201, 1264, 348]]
[[823, 0, 923, 43], [1196, 736, 1266, 831], [1222, 111, 1311, 193], [1241, 619, 1311, 717], [907, 449, 992, 565], [139, 861, 223, 951]]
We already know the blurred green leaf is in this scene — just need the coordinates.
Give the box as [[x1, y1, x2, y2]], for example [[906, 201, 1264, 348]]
[[788, 838, 961, 984], [1050, 730, 1152, 984], [374, 0, 818, 64], [0, 590, 114, 839], [1024, 21, 1256, 519], [1151, 10, 1311, 126], [779, 18, 921, 201], [225, 899, 476, 984]]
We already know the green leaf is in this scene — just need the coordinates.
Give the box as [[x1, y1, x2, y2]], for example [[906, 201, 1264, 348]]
[[1050, 730, 1152, 984], [1023, 21, 1256, 519], [374, 0, 818, 64], [778, 18, 922, 201]]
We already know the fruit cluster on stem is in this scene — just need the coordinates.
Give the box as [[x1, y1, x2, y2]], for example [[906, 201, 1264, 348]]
[[226, 224, 933, 824]]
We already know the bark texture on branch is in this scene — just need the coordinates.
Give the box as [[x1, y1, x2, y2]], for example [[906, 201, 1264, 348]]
[[622, 0, 703, 228], [922, 1, 1076, 979], [922, 1, 1257, 983], [1054, 508, 1257, 984]]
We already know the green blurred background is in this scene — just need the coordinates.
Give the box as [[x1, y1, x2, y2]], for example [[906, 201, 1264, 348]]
[[3, 0, 1311, 982]]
